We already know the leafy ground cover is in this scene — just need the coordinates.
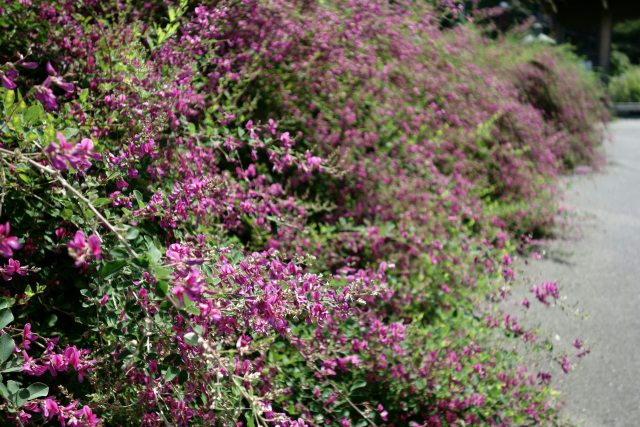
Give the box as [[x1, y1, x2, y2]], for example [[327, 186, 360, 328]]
[[0, 1, 607, 425]]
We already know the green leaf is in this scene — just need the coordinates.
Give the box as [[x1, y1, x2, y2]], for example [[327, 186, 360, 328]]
[[15, 388, 31, 407], [133, 190, 145, 209], [109, 247, 129, 260], [93, 197, 111, 207], [79, 88, 89, 103], [3, 90, 15, 113], [26, 383, 48, 400], [0, 382, 8, 400], [145, 237, 162, 263], [47, 314, 58, 327], [100, 260, 127, 278], [156, 279, 169, 297], [183, 332, 198, 345], [164, 366, 179, 382], [6, 380, 19, 394], [0, 334, 15, 364], [23, 104, 42, 125], [62, 128, 79, 139], [126, 227, 140, 240], [1, 361, 23, 373], [17, 173, 32, 184], [349, 380, 367, 392], [0, 308, 13, 329]]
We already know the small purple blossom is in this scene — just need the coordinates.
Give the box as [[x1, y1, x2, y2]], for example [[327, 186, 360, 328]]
[[18, 61, 38, 70], [42, 398, 59, 419], [67, 231, 102, 267], [23, 323, 37, 350], [51, 76, 75, 92], [530, 281, 560, 305], [34, 85, 58, 111], [1, 258, 28, 280], [1, 73, 16, 89], [0, 222, 21, 258], [46, 132, 95, 172], [45, 61, 56, 76]]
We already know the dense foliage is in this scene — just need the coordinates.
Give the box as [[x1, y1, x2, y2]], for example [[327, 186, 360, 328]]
[[609, 66, 640, 102], [0, 0, 606, 425], [613, 19, 640, 66]]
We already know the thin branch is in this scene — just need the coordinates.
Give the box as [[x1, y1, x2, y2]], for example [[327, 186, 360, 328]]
[[0, 163, 6, 217]]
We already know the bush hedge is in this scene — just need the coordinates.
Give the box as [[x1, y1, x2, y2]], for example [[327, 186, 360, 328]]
[[0, 1, 606, 425], [609, 66, 640, 103]]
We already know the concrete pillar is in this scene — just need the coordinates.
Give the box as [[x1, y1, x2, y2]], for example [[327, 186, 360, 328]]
[[599, 11, 613, 75]]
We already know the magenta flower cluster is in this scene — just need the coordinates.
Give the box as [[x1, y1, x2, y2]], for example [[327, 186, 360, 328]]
[[46, 133, 95, 173], [531, 281, 560, 306], [67, 231, 102, 268], [0, 222, 21, 258]]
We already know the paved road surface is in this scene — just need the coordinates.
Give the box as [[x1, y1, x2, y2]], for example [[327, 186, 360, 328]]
[[519, 119, 640, 427]]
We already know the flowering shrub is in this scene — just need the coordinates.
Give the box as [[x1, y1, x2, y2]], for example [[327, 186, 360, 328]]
[[0, 0, 605, 425]]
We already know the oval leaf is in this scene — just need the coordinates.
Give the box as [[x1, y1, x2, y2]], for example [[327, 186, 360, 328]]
[[0, 308, 14, 330], [0, 334, 15, 364], [26, 382, 49, 400]]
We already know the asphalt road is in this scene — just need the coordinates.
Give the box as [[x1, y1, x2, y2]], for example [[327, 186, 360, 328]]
[[518, 119, 640, 427]]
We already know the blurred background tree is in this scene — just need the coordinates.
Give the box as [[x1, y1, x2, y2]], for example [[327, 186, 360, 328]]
[[467, 0, 640, 101]]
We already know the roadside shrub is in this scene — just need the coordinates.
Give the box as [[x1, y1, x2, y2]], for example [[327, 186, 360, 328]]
[[510, 48, 608, 169], [610, 50, 632, 76], [0, 0, 605, 425], [609, 66, 640, 102]]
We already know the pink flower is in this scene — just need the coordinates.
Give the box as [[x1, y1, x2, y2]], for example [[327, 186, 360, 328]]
[[530, 281, 559, 305], [19, 61, 38, 70], [1, 258, 28, 280], [17, 411, 31, 424], [21, 352, 47, 376], [469, 393, 486, 407], [64, 346, 81, 370], [0, 222, 21, 258], [55, 227, 68, 240], [560, 355, 572, 374], [304, 150, 322, 172], [51, 76, 75, 93], [43, 398, 59, 419], [34, 85, 58, 111], [68, 232, 87, 264], [46, 133, 96, 173], [67, 231, 102, 267], [537, 371, 552, 384], [1, 74, 16, 90], [23, 323, 37, 350], [47, 353, 67, 375], [45, 62, 56, 76], [77, 405, 100, 426], [502, 253, 512, 265], [87, 235, 102, 259]]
